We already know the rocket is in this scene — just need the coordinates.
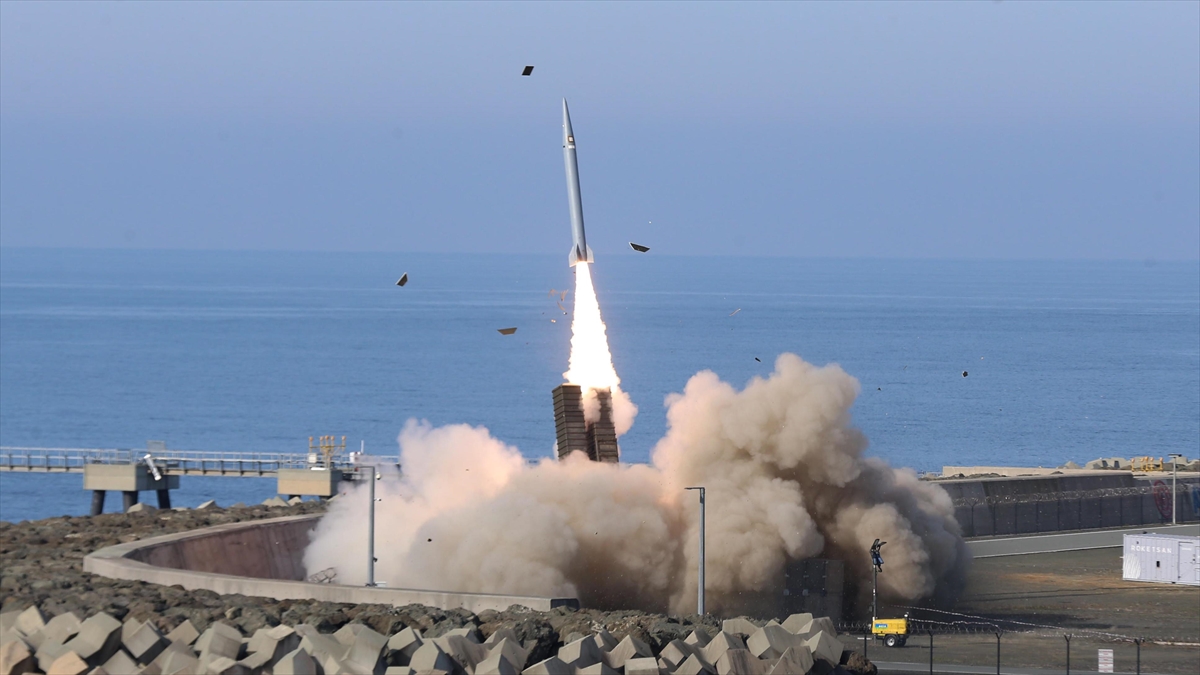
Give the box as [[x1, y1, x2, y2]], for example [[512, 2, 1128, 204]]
[[563, 99, 594, 267]]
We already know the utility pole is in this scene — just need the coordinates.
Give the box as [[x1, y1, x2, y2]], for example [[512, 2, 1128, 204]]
[[1169, 454, 1184, 524], [367, 464, 377, 587], [685, 487, 705, 615], [870, 539, 886, 621]]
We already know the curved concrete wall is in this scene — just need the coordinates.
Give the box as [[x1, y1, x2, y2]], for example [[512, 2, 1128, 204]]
[[84, 514, 578, 613]]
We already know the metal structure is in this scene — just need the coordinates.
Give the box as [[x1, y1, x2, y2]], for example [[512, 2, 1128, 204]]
[[367, 465, 378, 587], [0, 446, 390, 476], [1169, 453, 1185, 524], [551, 385, 619, 463], [685, 486, 706, 615]]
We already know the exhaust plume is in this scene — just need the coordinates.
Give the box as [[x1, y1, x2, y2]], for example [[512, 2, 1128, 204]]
[[563, 262, 637, 435], [305, 354, 967, 616]]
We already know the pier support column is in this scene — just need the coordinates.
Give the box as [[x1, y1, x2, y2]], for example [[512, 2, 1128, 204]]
[[156, 489, 171, 509], [90, 490, 106, 516], [122, 491, 139, 512]]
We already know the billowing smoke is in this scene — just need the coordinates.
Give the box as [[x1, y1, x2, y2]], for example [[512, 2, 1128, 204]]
[[304, 354, 968, 616]]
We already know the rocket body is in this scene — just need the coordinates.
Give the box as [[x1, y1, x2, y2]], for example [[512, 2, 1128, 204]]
[[563, 99, 594, 267]]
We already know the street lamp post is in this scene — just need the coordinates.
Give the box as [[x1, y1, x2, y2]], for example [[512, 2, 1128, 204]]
[[367, 465, 378, 587], [1168, 454, 1184, 525], [685, 487, 705, 615]]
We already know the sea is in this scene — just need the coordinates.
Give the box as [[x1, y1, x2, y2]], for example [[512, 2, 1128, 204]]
[[1, 248, 1197, 523]]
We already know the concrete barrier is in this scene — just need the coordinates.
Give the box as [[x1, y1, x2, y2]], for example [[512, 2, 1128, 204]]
[[84, 514, 579, 613]]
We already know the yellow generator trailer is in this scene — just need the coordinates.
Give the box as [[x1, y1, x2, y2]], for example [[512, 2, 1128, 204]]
[[872, 617, 908, 647]]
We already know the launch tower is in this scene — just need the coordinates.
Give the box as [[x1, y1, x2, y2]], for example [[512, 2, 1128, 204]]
[[552, 384, 619, 463]]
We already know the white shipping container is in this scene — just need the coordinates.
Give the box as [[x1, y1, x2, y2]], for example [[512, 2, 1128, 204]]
[[1122, 533, 1200, 586]]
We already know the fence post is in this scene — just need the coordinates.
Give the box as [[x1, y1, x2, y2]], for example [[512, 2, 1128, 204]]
[[1064, 634, 1070, 674], [995, 630, 1002, 675], [1134, 637, 1143, 675], [928, 630, 933, 674]]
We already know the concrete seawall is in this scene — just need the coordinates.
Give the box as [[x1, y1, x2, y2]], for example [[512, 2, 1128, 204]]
[[84, 513, 579, 613], [938, 472, 1200, 538]]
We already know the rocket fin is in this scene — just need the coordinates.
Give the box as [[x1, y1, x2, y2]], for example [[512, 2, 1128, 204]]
[[569, 244, 595, 267]]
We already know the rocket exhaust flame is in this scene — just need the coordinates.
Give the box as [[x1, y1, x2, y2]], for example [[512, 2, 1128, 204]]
[[563, 262, 637, 436]]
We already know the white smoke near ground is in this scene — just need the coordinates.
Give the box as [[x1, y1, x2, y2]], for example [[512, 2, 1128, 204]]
[[304, 354, 969, 616], [562, 262, 637, 435]]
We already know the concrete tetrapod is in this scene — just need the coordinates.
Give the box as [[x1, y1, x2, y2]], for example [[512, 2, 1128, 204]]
[[100, 648, 140, 675], [486, 637, 530, 671], [714, 648, 766, 675], [684, 629, 712, 649], [720, 619, 760, 639], [433, 634, 489, 673], [624, 657, 660, 675], [246, 624, 301, 668], [780, 613, 813, 636], [674, 653, 715, 675], [701, 632, 746, 666], [204, 654, 252, 675], [150, 641, 201, 675], [590, 628, 619, 652], [658, 639, 699, 671], [42, 612, 82, 647], [343, 625, 389, 674], [68, 611, 124, 665], [195, 622, 244, 663], [35, 639, 72, 673], [557, 636, 603, 670], [408, 641, 458, 675], [576, 661, 619, 675], [746, 625, 800, 661], [795, 618, 835, 642], [45, 650, 89, 675], [123, 620, 169, 664], [273, 648, 319, 675], [803, 631, 842, 666], [767, 645, 814, 675], [13, 607, 47, 645], [521, 655, 572, 675], [165, 620, 200, 647], [0, 639, 36, 675], [475, 651, 521, 675], [386, 627, 424, 667], [602, 634, 653, 671]]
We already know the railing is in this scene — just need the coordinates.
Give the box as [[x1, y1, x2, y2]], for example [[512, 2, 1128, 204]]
[[0, 446, 400, 476]]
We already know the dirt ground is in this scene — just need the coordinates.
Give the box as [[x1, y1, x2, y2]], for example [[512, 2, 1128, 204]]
[[856, 548, 1200, 673]]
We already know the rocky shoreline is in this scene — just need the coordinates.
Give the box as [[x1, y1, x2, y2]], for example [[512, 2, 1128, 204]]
[[1, 503, 874, 674]]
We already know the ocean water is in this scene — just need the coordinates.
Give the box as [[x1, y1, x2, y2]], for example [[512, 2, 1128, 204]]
[[1, 249, 1197, 523]]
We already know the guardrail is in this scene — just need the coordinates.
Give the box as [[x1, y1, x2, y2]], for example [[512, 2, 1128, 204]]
[[0, 446, 400, 477]]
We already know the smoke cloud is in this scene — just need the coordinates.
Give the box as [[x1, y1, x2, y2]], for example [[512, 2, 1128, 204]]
[[304, 354, 968, 616]]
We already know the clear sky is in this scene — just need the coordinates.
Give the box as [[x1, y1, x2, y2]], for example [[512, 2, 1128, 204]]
[[1, 1, 1197, 259]]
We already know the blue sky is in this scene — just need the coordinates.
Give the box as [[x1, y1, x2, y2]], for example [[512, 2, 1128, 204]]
[[1, 1, 1196, 259]]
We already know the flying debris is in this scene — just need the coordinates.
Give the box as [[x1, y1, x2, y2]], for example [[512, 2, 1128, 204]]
[[563, 99, 594, 267], [498, 327, 518, 335], [548, 288, 557, 297], [396, 273, 409, 287], [557, 300, 567, 314], [754, 357, 761, 363], [962, 371, 968, 377], [551, 319, 557, 323], [522, 66, 534, 76], [630, 242, 650, 253], [560, 290, 567, 302], [729, 308, 741, 316]]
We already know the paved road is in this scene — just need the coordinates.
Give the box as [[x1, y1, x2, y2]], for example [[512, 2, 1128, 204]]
[[966, 524, 1200, 558], [874, 660, 1166, 675]]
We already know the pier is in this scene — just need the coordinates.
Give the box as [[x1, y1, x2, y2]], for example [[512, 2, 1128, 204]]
[[0, 443, 400, 514]]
